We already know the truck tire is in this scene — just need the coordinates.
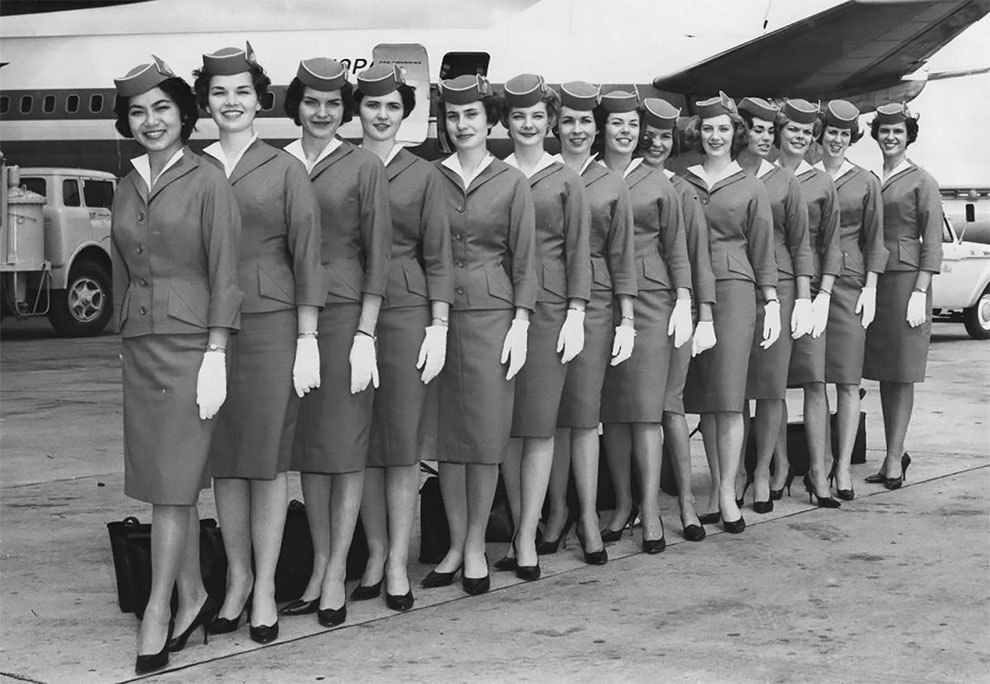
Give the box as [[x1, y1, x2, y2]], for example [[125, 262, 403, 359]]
[[48, 260, 112, 337], [963, 286, 990, 340]]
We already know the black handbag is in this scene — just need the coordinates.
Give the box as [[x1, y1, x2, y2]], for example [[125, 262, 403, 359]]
[[106, 516, 226, 619]]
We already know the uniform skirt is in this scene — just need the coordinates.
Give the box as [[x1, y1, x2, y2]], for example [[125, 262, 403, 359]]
[[368, 305, 436, 468], [511, 300, 568, 437], [746, 277, 795, 399], [437, 308, 514, 464], [558, 290, 612, 429], [863, 271, 931, 383], [291, 303, 374, 474], [825, 273, 867, 384], [122, 333, 215, 505], [601, 289, 674, 424], [663, 331, 692, 415], [684, 280, 756, 414], [211, 310, 297, 479]]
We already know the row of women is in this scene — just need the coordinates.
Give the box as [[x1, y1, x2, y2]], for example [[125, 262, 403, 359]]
[[113, 43, 942, 675]]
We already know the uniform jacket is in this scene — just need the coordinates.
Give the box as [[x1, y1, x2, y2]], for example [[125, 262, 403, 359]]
[[760, 163, 814, 280], [580, 161, 636, 297], [434, 157, 537, 312], [112, 149, 242, 337], [827, 162, 887, 278], [668, 171, 717, 305], [880, 162, 943, 274], [792, 163, 842, 281], [202, 139, 324, 313]]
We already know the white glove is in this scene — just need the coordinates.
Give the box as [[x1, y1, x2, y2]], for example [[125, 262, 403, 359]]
[[856, 286, 876, 330], [416, 325, 448, 385], [761, 300, 781, 350], [349, 333, 379, 394], [691, 320, 716, 357], [501, 319, 529, 380], [293, 336, 321, 398], [610, 325, 636, 366], [906, 290, 927, 328], [556, 309, 585, 364], [196, 350, 227, 420], [810, 292, 830, 338], [668, 297, 693, 349], [791, 297, 813, 339]]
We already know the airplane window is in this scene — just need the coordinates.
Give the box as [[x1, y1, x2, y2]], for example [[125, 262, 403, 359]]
[[0, 96, 9, 115], [67, 94, 79, 114], [83, 180, 115, 209], [21, 178, 46, 198], [440, 52, 490, 80], [20, 95, 33, 114], [89, 94, 104, 113], [261, 92, 275, 111], [63, 180, 81, 207], [43, 95, 56, 114]]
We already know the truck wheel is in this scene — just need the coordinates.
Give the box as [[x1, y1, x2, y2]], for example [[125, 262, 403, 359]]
[[48, 261, 112, 337], [963, 286, 990, 340]]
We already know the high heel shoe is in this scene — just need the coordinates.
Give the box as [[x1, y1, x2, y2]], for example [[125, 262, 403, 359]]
[[770, 468, 793, 501], [575, 520, 608, 565], [641, 515, 666, 554], [736, 473, 752, 508], [208, 591, 250, 635], [249, 621, 279, 644], [536, 515, 576, 555], [752, 498, 774, 514], [722, 515, 746, 534], [828, 459, 855, 500], [865, 452, 910, 484], [135, 619, 174, 675], [279, 597, 319, 616], [420, 565, 461, 588], [385, 589, 414, 612], [512, 534, 540, 581], [317, 604, 346, 628], [803, 474, 841, 508], [350, 578, 382, 601], [883, 452, 911, 490], [601, 504, 638, 542], [698, 511, 721, 525], [462, 554, 491, 596], [679, 514, 706, 542], [168, 594, 218, 652]]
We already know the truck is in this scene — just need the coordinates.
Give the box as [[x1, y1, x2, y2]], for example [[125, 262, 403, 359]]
[[933, 213, 990, 340], [1, 162, 115, 336]]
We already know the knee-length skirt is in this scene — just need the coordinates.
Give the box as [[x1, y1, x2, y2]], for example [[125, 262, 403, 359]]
[[663, 330, 692, 416], [512, 300, 568, 437], [122, 333, 216, 505], [684, 279, 756, 414], [211, 310, 297, 479], [437, 308, 514, 464], [557, 290, 613, 429], [601, 289, 673, 424], [747, 276, 795, 399], [368, 305, 436, 467], [291, 303, 374, 474], [825, 273, 867, 384], [863, 271, 932, 383]]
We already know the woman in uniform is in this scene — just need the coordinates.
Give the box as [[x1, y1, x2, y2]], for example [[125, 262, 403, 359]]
[[111, 57, 241, 674], [682, 93, 778, 533], [423, 74, 536, 595], [497, 74, 591, 578], [351, 64, 452, 610], [282, 58, 392, 627], [191, 45, 322, 644], [638, 97, 717, 540], [863, 103, 941, 488], [543, 81, 636, 564], [773, 99, 842, 508], [815, 100, 886, 498], [598, 91, 693, 554]]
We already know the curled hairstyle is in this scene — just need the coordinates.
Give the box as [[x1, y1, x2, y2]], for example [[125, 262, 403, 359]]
[[498, 86, 561, 130], [816, 117, 864, 145], [113, 76, 199, 141], [869, 116, 919, 145], [435, 90, 500, 151], [638, 123, 681, 160], [773, 111, 822, 149], [591, 105, 644, 157], [353, 83, 417, 120], [683, 111, 748, 157], [192, 63, 271, 112], [283, 77, 355, 125]]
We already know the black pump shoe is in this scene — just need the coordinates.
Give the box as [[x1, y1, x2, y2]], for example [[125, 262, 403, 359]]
[[722, 515, 746, 534], [803, 474, 841, 508], [752, 498, 774, 514], [169, 595, 218, 652], [249, 621, 279, 644], [317, 605, 346, 628], [698, 511, 721, 525], [462, 574, 491, 596], [680, 515, 706, 542], [350, 579, 382, 601], [279, 597, 319, 616], [209, 592, 250, 635], [135, 620, 174, 675], [385, 590, 414, 612], [420, 566, 461, 588], [512, 534, 540, 581]]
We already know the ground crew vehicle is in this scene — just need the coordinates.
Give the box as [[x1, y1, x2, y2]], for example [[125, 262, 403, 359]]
[[933, 214, 990, 340]]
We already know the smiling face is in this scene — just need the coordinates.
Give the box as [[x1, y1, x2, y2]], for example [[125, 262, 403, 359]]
[[507, 101, 550, 150], [876, 122, 909, 160], [640, 124, 674, 167], [603, 110, 640, 156], [127, 86, 184, 157], [700, 114, 734, 159], [298, 87, 345, 141], [746, 116, 775, 158], [358, 90, 404, 144], [557, 106, 596, 158], [821, 125, 852, 163], [779, 119, 815, 157], [444, 100, 489, 152], [207, 72, 260, 135]]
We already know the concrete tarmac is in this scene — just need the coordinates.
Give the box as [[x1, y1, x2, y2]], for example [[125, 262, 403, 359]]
[[1, 318, 988, 684]]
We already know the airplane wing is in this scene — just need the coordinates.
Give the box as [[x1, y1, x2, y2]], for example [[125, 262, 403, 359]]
[[652, 0, 990, 100], [0, 0, 151, 15]]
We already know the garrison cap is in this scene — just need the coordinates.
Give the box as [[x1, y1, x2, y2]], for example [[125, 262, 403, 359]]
[[738, 96, 779, 122], [875, 102, 916, 125], [599, 90, 640, 114], [202, 42, 257, 76], [822, 100, 860, 129], [782, 98, 820, 125], [502, 73, 547, 109], [438, 74, 491, 104], [695, 91, 736, 119], [642, 98, 680, 130], [114, 55, 176, 98], [356, 64, 406, 97], [559, 81, 601, 111], [296, 58, 349, 91]]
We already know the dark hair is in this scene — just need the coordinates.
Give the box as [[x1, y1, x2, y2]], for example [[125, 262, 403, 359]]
[[283, 77, 355, 125], [498, 86, 561, 130], [637, 122, 681, 160], [591, 105, 644, 157], [869, 116, 919, 145], [773, 111, 822, 149], [816, 117, 863, 145], [113, 76, 199, 141], [683, 111, 748, 157], [353, 83, 416, 120], [737, 108, 776, 157], [550, 102, 601, 139], [435, 92, 499, 151], [192, 64, 271, 112]]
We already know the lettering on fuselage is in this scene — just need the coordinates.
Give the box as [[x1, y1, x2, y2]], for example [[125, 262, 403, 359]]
[[338, 58, 371, 73]]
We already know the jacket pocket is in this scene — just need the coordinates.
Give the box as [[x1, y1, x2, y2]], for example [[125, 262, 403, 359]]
[[591, 256, 612, 290], [402, 263, 429, 298], [841, 248, 864, 275], [640, 253, 670, 290], [897, 237, 920, 268], [258, 264, 295, 305], [725, 251, 755, 280], [539, 262, 567, 300], [485, 266, 514, 304], [166, 284, 207, 328], [324, 260, 363, 301]]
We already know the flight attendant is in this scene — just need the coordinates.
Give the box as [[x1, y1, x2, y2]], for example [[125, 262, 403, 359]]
[[863, 103, 941, 488], [283, 58, 391, 627], [598, 91, 693, 554], [735, 97, 815, 511], [352, 64, 453, 611], [496, 74, 591, 579], [774, 99, 842, 508], [192, 45, 322, 644], [682, 93, 778, 533], [638, 97, 717, 540], [815, 100, 886, 498], [423, 74, 536, 595], [544, 81, 636, 564], [111, 57, 241, 674]]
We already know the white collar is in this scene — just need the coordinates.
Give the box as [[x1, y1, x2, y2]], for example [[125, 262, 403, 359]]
[[284, 137, 343, 173], [687, 160, 743, 190], [813, 159, 856, 181], [883, 158, 913, 184], [794, 159, 815, 178], [663, 168, 675, 180], [597, 156, 644, 179], [131, 148, 184, 192], [503, 151, 556, 179], [756, 159, 776, 180], [441, 152, 494, 189], [203, 134, 258, 178], [361, 143, 404, 168], [553, 153, 598, 176]]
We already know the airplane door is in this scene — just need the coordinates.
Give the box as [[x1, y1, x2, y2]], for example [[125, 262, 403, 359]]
[[372, 44, 430, 146]]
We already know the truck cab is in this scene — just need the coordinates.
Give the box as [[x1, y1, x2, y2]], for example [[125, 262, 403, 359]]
[[932, 213, 990, 339]]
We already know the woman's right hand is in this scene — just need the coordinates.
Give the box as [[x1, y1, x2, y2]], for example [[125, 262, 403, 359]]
[[501, 319, 530, 380], [349, 333, 379, 394], [610, 325, 635, 366], [196, 350, 227, 420], [691, 320, 716, 357], [293, 336, 321, 398], [856, 286, 877, 329]]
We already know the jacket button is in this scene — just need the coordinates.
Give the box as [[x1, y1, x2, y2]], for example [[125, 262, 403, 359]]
[[456, 287, 465, 295], [140, 278, 148, 286], [456, 260, 464, 268], [137, 212, 145, 222], [139, 306, 147, 315], [456, 206, 464, 213], [700, 198, 709, 205], [454, 233, 463, 241], [136, 246, 144, 254]]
